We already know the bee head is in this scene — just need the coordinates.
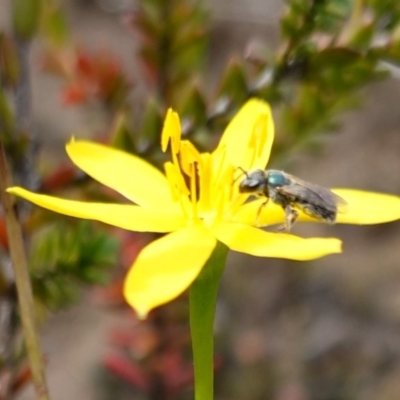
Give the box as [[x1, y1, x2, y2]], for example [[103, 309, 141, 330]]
[[238, 169, 268, 194]]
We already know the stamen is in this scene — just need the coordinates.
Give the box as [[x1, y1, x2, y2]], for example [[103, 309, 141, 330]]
[[180, 140, 201, 176], [198, 153, 211, 213], [227, 169, 235, 204], [170, 139, 187, 200], [164, 162, 191, 219], [161, 109, 181, 153]]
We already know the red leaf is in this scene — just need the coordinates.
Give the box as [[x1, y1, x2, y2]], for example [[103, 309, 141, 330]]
[[0, 217, 9, 249], [103, 353, 150, 391], [41, 164, 77, 191]]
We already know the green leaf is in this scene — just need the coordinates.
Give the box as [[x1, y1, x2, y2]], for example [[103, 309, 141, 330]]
[[134, 9, 163, 40], [141, 98, 163, 145], [308, 48, 381, 92], [280, 10, 304, 39], [12, 0, 41, 39], [367, 0, 400, 23], [111, 113, 137, 154], [216, 60, 248, 104], [325, 0, 353, 19], [41, 2, 70, 46], [0, 89, 15, 138], [180, 86, 207, 128], [171, 29, 208, 74], [371, 39, 400, 64], [30, 220, 119, 309], [0, 34, 19, 87], [348, 24, 375, 50]]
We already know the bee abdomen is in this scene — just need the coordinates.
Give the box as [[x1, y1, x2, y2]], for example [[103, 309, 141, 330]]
[[296, 202, 337, 223]]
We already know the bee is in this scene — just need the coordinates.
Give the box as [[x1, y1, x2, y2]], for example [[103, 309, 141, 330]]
[[238, 169, 347, 232]]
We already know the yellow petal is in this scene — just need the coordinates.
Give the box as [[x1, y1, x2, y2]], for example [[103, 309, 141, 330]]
[[7, 187, 185, 232], [66, 140, 176, 210], [233, 198, 285, 226], [213, 99, 274, 172], [123, 226, 216, 318], [332, 189, 400, 224], [211, 221, 342, 260]]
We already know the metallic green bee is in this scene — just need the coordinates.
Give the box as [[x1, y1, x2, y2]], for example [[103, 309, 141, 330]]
[[238, 169, 347, 231]]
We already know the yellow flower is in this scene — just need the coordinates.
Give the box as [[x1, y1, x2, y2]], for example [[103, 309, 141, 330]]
[[7, 99, 400, 317]]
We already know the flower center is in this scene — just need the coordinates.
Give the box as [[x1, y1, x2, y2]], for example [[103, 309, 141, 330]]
[[161, 111, 204, 222], [160, 106, 266, 226]]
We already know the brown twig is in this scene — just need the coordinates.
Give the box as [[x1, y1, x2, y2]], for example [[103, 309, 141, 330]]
[[0, 140, 50, 400]]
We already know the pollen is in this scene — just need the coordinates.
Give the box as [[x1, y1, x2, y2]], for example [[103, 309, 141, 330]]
[[161, 108, 181, 154], [180, 140, 201, 176]]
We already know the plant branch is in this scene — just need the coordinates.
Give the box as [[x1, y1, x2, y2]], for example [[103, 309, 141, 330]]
[[0, 140, 50, 400]]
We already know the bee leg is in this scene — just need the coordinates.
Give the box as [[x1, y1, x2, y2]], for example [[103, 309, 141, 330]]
[[255, 198, 270, 227], [283, 205, 299, 232]]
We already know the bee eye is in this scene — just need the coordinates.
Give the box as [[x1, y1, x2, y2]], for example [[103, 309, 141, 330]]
[[239, 178, 261, 193], [247, 180, 260, 188]]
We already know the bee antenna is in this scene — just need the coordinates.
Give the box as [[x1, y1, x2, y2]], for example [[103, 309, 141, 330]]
[[233, 166, 248, 184]]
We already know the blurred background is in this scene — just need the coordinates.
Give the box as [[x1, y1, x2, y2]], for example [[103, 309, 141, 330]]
[[1, 0, 400, 399]]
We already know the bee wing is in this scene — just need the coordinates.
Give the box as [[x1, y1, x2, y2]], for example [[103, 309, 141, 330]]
[[278, 176, 347, 213]]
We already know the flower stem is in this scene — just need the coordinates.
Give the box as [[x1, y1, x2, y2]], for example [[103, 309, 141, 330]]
[[189, 241, 228, 400], [0, 141, 50, 400]]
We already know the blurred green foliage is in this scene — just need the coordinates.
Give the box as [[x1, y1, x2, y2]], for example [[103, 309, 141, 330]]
[[0, 0, 398, 335], [40, 0, 70, 47], [30, 221, 119, 310], [1, 0, 400, 397], [108, 0, 400, 167], [135, 0, 209, 104], [12, 0, 41, 39]]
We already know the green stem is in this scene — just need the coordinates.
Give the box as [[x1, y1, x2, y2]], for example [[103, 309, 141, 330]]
[[189, 241, 228, 400], [0, 141, 50, 400]]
